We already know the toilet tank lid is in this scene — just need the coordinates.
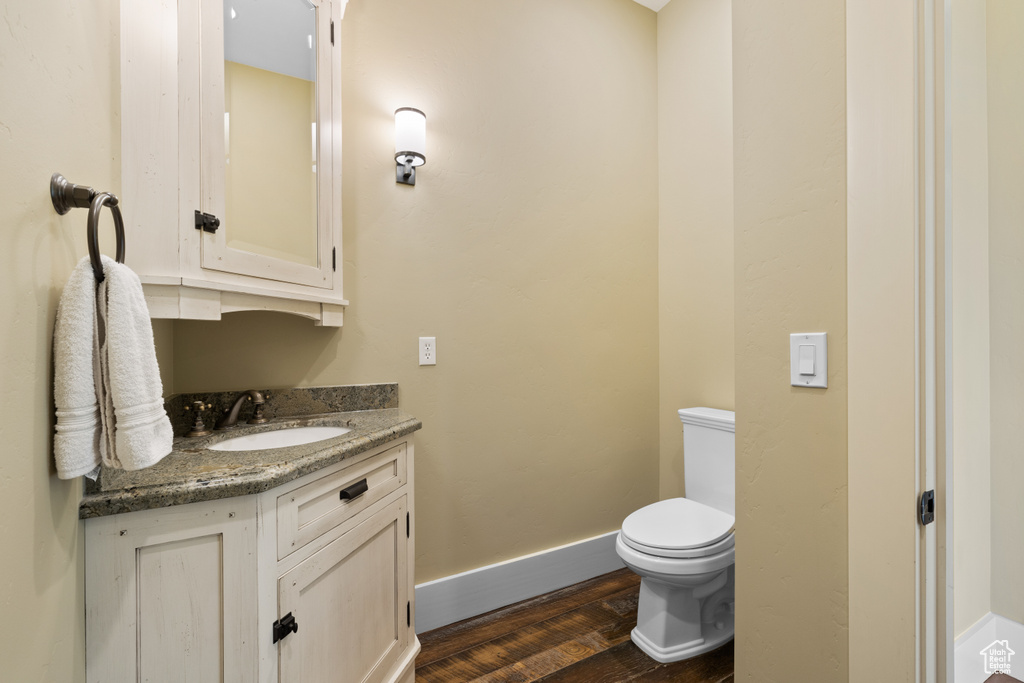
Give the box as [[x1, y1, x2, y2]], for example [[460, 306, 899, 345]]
[[678, 407, 735, 432]]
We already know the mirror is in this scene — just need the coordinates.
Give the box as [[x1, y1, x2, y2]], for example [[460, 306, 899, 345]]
[[221, 0, 319, 268]]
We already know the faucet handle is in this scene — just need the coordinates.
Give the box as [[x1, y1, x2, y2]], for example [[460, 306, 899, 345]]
[[185, 400, 213, 437]]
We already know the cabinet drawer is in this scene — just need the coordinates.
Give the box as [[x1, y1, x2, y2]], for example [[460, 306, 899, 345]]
[[277, 442, 407, 560]]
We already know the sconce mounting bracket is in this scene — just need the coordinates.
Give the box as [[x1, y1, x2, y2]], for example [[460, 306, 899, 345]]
[[396, 161, 417, 186]]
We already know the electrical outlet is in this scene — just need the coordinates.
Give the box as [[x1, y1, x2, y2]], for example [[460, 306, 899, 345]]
[[419, 337, 436, 366]]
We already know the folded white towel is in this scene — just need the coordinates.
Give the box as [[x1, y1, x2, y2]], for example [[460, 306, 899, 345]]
[[96, 256, 173, 471], [53, 256, 173, 478], [53, 258, 102, 479]]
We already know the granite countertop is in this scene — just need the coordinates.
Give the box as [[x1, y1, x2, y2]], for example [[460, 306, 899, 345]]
[[79, 385, 421, 519]]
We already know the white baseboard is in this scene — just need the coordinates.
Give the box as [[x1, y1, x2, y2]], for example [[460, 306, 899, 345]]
[[414, 530, 625, 634], [954, 612, 1024, 683]]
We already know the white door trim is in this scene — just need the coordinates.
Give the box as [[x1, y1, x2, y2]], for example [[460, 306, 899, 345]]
[[917, 0, 953, 679]]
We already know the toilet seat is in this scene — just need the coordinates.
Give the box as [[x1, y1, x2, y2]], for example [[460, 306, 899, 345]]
[[622, 531, 734, 559], [621, 498, 735, 559]]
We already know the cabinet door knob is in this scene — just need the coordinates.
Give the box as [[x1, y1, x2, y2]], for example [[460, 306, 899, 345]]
[[339, 479, 368, 501]]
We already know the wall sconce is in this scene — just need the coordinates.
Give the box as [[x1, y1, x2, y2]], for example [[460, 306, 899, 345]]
[[395, 107, 426, 185]]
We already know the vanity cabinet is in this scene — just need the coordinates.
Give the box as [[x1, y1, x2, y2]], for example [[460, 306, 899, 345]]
[[85, 439, 418, 683], [120, 0, 348, 326]]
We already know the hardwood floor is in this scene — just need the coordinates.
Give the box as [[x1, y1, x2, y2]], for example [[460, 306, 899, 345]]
[[416, 568, 734, 683]]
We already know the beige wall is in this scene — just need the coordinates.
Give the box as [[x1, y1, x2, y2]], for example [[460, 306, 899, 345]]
[[732, 1, 849, 680], [952, 0, 993, 638], [0, 0, 120, 679], [656, 0, 734, 500], [847, 0, 919, 678], [987, 0, 1024, 628], [169, 0, 661, 583]]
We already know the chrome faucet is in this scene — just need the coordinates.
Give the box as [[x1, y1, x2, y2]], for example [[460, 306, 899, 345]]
[[215, 390, 268, 430]]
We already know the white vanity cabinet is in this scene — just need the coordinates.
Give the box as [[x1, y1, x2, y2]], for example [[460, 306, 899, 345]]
[[85, 439, 418, 683], [120, 0, 348, 326]]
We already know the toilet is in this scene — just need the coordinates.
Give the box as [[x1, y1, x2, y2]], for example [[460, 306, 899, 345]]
[[615, 407, 735, 663]]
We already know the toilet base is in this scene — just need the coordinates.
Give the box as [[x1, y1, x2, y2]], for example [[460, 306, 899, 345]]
[[630, 621, 734, 663], [627, 565, 736, 663]]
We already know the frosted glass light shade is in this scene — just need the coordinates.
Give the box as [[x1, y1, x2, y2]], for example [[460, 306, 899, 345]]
[[395, 107, 426, 167]]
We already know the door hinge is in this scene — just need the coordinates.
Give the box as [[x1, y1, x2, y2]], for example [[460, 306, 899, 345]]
[[919, 489, 935, 526], [406, 512, 410, 538], [194, 210, 220, 233], [332, 247, 336, 271], [407, 601, 411, 628], [330, 20, 335, 45], [273, 612, 298, 644]]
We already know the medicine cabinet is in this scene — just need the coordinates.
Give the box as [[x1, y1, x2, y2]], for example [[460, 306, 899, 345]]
[[120, 0, 348, 326]]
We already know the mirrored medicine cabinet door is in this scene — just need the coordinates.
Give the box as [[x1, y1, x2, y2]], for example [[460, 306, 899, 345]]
[[197, 0, 338, 289]]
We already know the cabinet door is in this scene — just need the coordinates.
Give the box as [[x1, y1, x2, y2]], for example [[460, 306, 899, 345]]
[[85, 499, 258, 683], [195, 0, 340, 289], [277, 496, 411, 683]]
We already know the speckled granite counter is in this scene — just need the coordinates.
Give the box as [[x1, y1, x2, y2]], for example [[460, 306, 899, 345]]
[[79, 385, 421, 519]]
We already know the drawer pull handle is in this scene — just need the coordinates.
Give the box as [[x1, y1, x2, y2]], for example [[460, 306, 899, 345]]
[[339, 479, 369, 501]]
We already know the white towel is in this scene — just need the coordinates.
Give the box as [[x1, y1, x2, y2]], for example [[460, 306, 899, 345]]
[[96, 256, 173, 471], [53, 256, 173, 478], [53, 258, 102, 479]]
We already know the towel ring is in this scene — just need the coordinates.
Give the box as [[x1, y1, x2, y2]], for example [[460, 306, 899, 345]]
[[51, 173, 126, 282]]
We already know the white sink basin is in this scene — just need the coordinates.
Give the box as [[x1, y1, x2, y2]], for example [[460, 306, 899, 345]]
[[207, 426, 352, 451]]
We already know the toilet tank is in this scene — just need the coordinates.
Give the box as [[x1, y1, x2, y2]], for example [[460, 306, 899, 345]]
[[678, 407, 735, 516]]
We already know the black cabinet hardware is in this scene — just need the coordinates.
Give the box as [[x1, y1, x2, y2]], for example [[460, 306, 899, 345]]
[[273, 613, 298, 644], [194, 210, 220, 233], [339, 478, 368, 501]]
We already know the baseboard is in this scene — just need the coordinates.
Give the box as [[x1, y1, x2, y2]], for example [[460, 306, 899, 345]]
[[954, 612, 1024, 682], [956, 612, 998, 649], [414, 530, 625, 634]]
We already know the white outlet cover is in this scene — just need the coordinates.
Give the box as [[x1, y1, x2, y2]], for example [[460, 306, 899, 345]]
[[790, 333, 827, 388], [419, 337, 436, 366]]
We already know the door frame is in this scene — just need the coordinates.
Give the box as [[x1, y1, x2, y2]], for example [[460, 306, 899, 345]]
[[921, 0, 954, 678], [846, 0, 948, 680], [917, 0, 954, 678]]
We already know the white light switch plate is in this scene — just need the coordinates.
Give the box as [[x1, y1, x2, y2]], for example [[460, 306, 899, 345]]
[[790, 333, 827, 388]]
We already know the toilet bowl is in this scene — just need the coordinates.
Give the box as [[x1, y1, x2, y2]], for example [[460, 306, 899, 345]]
[[616, 498, 735, 662], [616, 407, 736, 663]]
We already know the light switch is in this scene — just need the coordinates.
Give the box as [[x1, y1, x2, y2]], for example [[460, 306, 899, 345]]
[[790, 333, 827, 388], [798, 345, 816, 375]]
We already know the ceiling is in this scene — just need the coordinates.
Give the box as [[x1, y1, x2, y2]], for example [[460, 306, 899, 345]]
[[631, 0, 672, 11], [224, 0, 317, 81], [225, 0, 672, 80]]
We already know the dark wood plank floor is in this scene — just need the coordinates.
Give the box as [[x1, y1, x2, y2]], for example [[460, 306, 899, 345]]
[[416, 568, 734, 683]]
